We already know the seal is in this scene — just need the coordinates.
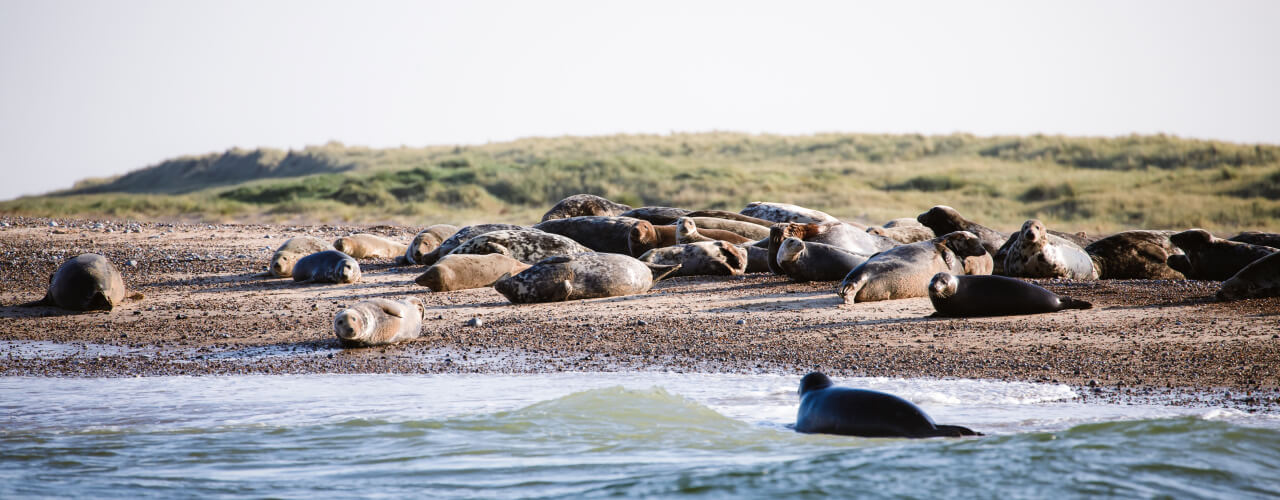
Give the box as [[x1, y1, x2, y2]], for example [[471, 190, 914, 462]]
[[653, 224, 756, 247], [292, 250, 362, 284], [928, 272, 1092, 317], [1168, 229, 1276, 280], [333, 297, 426, 347], [675, 217, 753, 245], [414, 253, 532, 292], [1002, 220, 1098, 280], [767, 222, 897, 274], [418, 223, 527, 265], [1228, 231, 1280, 249], [1074, 230, 1182, 279], [1218, 251, 1280, 301], [638, 241, 749, 277], [795, 372, 979, 438], [685, 210, 776, 227], [21, 253, 139, 311], [837, 231, 990, 303], [540, 194, 632, 222], [740, 201, 839, 224], [447, 229, 591, 264], [776, 237, 869, 282], [916, 205, 1008, 256], [619, 206, 693, 225], [494, 252, 681, 303], [738, 242, 772, 274], [403, 224, 459, 265], [867, 224, 935, 244], [532, 216, 659, 257], [333, 233, 408, 260], [268, 236, 334, 277]]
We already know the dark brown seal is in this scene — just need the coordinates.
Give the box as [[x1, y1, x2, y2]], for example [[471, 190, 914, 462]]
[[533, 216, 660, 257], [928, 272, 1092, 317], [776, 237, 869, 282], [1218, 252, 1280, 301], [21, 253, 137, 311], [1084, 230, 1185, 279], [1168, 229, 1276, 281], [540, 194, 632, 222], [1228, 231, 1280, 249], [795, 372, 979, 438]]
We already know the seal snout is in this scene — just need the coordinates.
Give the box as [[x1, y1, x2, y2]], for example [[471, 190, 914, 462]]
[[333, 309, 366, 341]]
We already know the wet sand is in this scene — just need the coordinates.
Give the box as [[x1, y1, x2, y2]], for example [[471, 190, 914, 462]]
[[2, 216, 1278, 411]]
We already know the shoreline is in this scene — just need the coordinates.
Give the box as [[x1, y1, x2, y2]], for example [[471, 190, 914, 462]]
[[2, 216, 1278, 413]]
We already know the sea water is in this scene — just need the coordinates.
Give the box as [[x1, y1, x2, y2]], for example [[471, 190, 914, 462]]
[[2, 373, 1278, 498]]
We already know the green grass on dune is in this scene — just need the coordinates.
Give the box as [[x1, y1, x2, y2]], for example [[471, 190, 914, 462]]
[[5, 132, 1279, 233]]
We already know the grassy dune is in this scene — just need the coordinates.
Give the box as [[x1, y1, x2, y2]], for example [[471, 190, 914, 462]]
[[5, 133, 1279, 233]]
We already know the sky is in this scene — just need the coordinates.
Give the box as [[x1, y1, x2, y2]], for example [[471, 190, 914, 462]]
[[1, 0, 1278, 200]]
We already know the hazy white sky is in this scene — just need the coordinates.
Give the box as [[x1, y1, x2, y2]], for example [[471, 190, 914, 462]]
[[2, 0, 1278, 200]]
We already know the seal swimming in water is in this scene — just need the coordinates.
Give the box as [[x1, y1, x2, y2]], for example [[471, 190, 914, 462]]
[[333, 297, 426, 347], [794, 372, 979, 438], [447, 229, 591, 264], [767, 222, 898, 274], [928, 272, 1092, 317], [292, 250, 362, 284], [776, 237, 870, 282], [532, 216, 660, 257], [494, 252, 680, 303], [1085, 230, 1185, 279], [1002, 220, 1098, 280], [403, 224, 460, 265], [837, 231, 990, 303], [1168, 229, 1277, 281], [418, 223, 528, 265], [540, 194, 632, 222], [741, 202, 840, 224], [21, 253, 139, 311], [1218, 251, 1280, 301], [333, 233, 408, 260], [414, 253, 532, 292], [268, 236, 335, 277], [639, 241, 749, 276]]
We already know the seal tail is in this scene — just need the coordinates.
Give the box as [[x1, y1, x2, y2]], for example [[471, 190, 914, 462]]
[[1059, 296, 1092, 310]]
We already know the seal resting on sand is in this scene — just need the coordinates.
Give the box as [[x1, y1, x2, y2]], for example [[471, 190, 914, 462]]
[[1217, 252, 1280, 301], [776, 237, 869, 282], [1002, 220, 1098, 280], [333, 233, 407, 260], [268, 236, 334, 277], [837, 231, 991, 303], [540, 194, 631, 222], [1168, 229, 1276, 281], [639, 241, 748, 277], [293, 250, 362, 284], [418, 223, 527, 266], [532, 216, 660, 257], [447, 229, 591, 264], [795, 372, 979, 438], [494, 252, 680, 303], [333, 297, 426, 347], [414, 253, 532, 292], [21, 253, 140, 311], [741, 202, 839, 224], [928, 272, 1092, 317], [403, 225, 459, 265]]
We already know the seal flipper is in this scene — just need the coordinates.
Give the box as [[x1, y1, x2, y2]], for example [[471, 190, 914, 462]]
[[1058, 296, 1092, 310], [379, 302, 405, 318], [645, 263, 681, 281]]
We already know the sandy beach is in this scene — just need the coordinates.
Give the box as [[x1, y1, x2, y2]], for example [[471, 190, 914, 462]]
[[2, 216, 1278, 411]]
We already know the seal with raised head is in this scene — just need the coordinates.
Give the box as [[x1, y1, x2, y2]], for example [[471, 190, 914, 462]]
[[447, 229, 591, 264], [1083, 230, 1185, 279], [1218, 252, 1280, 301], [928, 272, 1092, 317], [532, 216, 659, 257], [21, 253, 138, 311], [494, 252, 680, 303], [414, 253, 532, 291], [776, 237, 870, 282], [675, 217, 753, 245], [333, 297, 426, 347], [1002, 220, 1098, 280], [795, 372, 979, 438], [1169, 229, 1277, 281], [540, 194, 632, 222], [740, 201, 839, 224], [837, 231, 991, 303], [916, 206, 1008, 255], [403, 224, 459, 265], [268, 236, 334, 277], [1229, 231, 1280, 248], [333, 233, 408, 260], [620, 206, 693, 225], [418, 223, 527, 265], [639, 241, 749, 277], [767, 222, 898, 274], [293, 250, 362, 284]]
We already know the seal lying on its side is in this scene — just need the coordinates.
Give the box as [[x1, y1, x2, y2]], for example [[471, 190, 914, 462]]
[[1085, 230, 1185, 279], [795, 372, 979, 438], [414, 254, 532, 292], [767, 222, 898, 274], [928, 272, 1092, 317], [867, 221, 935, 244], [532, 216, 659, 256], [333, 297, 426, 347], [1217, 252, 1280, 301], [268, 236, 334, 277], [419, 223, 527, 266], [1168, 229, 1276, 281], [740, 201, 840, 224], [1229, 231, 1280, 248], [403, 225, 460, 265], [494, 252, 680, 303], [447, 229, 591, 265], [776, 237, 869, 282], [680, 217, 770, 240], [21, 253, 139, 311], [837, 231, 991, 304], [333, 233, 408, 260], [540, 194, 632, 222], [293, 250, 362, 284], [639, 241, 749, 277]]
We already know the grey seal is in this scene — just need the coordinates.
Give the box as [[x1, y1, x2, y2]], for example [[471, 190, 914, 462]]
[[795, 372, 979, 438], [1085, 230, 1186, 279], [268, 236, 334, 277], [494, 252, 680, 303], [418, 223, 528, 265], [532, 216, 660, 256], [333, 233, 408, 260], [403, 224, 459, 264], [293, 250, 362, 284], [21, 253, 139, 311], [1002, 220, 1098, 280], [1218, 252, 1280, 301], [447, 229, 591, 264], [333, 297, 426, 347], [928, 272, 1092, 317], [540, 194, 631, 222], [740, 201, 840, 224], [414, 253, 532, 292], [776, 237, 870, 282], [837, 231, 991, 303], [638, 241, 749, 277]]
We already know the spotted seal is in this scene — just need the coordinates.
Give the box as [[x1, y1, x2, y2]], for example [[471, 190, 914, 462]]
[[1218, 252, 1280, 301], [414, 253, 532, 292], [292, 250, 362, 284], [540, 194, 632, 222], [532, 216, 659, 257], [447, 229, 590, 264], [767, 222, 898, 274], [1168, 229, 1276, 280], [928, 272, 1092, 317], [776, 237, 869, 282], [740, 202, 840, 224], [268, 236, 334, 277], [916, 206, 1090, 275], [638, 241, 748, 277], [494, 252, 680, 303], [795, 372, 979, 438], [403, 224, 460, 265], [333, 297, 426, 347], [418, 223, 527, 265], [333, 233, 408, 260], [1002, 220, 1098, 280], [21, 253, 139, 311], [837, 231, 990, 303]]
